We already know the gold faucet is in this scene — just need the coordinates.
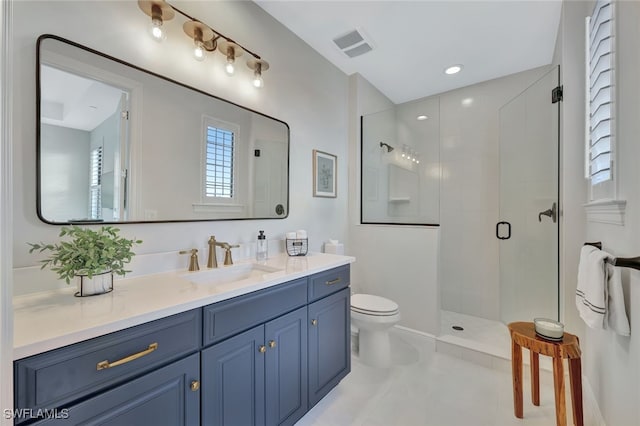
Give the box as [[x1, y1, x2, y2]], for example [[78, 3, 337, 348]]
[[179, 249, 200, 271], [207, 236, 218, 268], [215, 241, 240, 266]]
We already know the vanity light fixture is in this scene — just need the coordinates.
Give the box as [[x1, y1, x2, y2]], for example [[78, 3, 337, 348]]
[[218, 40, 244, 76], [139, 0, 175, 42], [444, 64, 463, 75], [247, 58, 269, 89], [137, 0, 269, 87]]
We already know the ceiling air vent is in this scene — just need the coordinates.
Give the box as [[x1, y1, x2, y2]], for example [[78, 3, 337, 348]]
[[333, 29, 373, 58]]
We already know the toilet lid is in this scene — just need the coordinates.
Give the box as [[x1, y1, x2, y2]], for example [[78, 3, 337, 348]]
[[351, 294, 399, 315]]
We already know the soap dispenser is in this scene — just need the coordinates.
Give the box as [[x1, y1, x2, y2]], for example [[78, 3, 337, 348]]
[[256, 230, 268, 261]]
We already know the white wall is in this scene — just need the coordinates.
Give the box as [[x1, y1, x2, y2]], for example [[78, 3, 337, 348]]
[[40, 124, 90, 221], [563, 1, 640, 424], [349, 74, 440, 335], [438, 66, 551, 320], [11, 1, 350, 275]]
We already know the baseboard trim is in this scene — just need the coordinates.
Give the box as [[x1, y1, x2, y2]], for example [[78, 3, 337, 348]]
[[393, 325, 437, 340]]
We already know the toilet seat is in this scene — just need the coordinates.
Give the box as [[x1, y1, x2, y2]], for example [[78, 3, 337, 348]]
[[351, 294, 399, 316]]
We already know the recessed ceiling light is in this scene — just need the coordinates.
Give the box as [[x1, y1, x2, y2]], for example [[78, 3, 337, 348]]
[[416, 115, 428, 121], [444, 64, 463, 75]]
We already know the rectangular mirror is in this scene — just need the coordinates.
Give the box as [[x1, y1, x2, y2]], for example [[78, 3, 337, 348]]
[[37, 35, 289, 224]]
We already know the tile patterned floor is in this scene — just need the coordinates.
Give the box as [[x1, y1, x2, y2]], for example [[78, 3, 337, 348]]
[[297, 327, 601, 426]]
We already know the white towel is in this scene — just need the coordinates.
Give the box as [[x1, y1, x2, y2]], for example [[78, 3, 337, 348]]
[[605, 264, 631, 336], [576, 245, 608, 329], [576, 245, 631, 336]]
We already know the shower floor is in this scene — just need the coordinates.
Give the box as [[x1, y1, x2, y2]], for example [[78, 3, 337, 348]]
[[437, 310, 511, 366]]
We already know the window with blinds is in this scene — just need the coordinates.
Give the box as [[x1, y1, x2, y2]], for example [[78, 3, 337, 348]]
[[89, 146, 103, 220], [586, 0, 614, 187], [205, 125, 234, 198]]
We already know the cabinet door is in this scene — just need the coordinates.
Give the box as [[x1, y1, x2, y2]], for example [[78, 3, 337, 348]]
[[32, 354, 200, 425], [265, 307, 308, 426], [308, 288, 351, 407], [201, 325, 266, 426]]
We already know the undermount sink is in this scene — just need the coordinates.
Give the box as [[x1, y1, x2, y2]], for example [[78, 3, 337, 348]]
[[180, 263, 284, 285]]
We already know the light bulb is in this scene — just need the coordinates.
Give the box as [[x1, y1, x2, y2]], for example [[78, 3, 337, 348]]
[[193, 40, 205, 61], [225, 59, 235, 76], [253, 74, 264, 88], [149, 18, 165, 42]]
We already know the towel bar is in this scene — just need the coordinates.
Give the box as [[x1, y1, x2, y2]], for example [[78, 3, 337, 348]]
[[583, 242, 640, 271]]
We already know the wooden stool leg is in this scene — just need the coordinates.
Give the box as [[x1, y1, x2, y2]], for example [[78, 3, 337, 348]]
[[530, 351, 540, 406], [569, 358, 584, 426], [511, 339, 523, 418], [552, 357, 567, 426]]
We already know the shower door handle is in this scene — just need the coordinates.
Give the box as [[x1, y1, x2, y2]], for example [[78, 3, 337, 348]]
[[496, 222, 511, 240], [538, 202, 557, 223]]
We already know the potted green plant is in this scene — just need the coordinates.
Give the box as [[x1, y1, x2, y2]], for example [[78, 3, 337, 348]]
[[28, 226, 142, 297]]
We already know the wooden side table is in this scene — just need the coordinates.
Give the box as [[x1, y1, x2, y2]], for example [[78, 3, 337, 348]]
[[508, 322, 583, 426]]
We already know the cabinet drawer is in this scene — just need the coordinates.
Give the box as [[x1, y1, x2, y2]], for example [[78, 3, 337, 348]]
[[15, 309, 201, 416], [203, 278, 307, 346], [308, 265, 350, 302], [30, 354, 200, 426]]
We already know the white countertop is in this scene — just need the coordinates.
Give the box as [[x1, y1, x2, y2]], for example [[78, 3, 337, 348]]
[[13, 252, 355, 360]]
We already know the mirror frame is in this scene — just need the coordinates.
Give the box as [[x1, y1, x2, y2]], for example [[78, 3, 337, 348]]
[[36, 34, 290, 225]]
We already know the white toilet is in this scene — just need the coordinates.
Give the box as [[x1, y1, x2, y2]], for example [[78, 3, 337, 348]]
[[350, 293, 400, 368]]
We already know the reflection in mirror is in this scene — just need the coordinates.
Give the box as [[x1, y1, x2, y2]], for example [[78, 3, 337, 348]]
[[361, 98, 440, 225], [37, 35, 289, 224]]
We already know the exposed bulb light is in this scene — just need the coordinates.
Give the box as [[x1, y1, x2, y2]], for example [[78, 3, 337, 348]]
[[225, 60, 235, 75], [219, 41, 243, 77], [139, 1, 175, 42], [247, 58, 269, 89], [444, 64, 463, 75], [416, 115, 428, 121], [253, 72, 264, 88], [150, 18, 165, 41], [193, 40, 205, 61]]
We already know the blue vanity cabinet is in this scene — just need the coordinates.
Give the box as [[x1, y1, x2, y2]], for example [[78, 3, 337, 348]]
[[31, 353, 200, 425], [201, 306, 308, 426], [14, 263, 352, 425], [308, 287, 351, 408]]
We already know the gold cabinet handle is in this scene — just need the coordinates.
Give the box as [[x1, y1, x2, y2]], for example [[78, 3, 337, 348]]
[[325, 278, 341, 286], [97, 343, 158, 370], [311, 319, 318, 326], [190, 380, 200, 391], [268, 340, 276, 348], [259, 345, 267, 353]]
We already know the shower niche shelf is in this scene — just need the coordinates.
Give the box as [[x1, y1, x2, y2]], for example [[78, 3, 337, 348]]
[[388, 197, 411, 203]]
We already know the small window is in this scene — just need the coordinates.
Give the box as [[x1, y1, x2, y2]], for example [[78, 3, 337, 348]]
[[586, 0, 615, 199], [89, 146, 103, 219], [204, 120, 235, 199]]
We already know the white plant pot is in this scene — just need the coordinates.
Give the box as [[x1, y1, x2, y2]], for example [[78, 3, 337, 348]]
[[75, 270, 113, 297]]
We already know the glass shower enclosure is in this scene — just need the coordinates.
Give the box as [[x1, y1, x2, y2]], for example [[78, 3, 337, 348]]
[[498, 66, 560, 323]]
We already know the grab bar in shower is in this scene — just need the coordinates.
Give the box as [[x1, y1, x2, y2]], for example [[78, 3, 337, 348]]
[[584, 242, 640, 271]]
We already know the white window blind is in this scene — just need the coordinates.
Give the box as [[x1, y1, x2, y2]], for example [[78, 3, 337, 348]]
[[586, 0, 614, 186], [205, 125, 234, 198], [89, 146, 103, 220]]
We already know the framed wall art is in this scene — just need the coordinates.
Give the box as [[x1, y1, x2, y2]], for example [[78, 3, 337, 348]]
[[312, 150, 337, 198]]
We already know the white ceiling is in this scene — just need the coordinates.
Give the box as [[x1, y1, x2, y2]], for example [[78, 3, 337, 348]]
[[41, 65, 123, 132], [256, 0, 562, 104]]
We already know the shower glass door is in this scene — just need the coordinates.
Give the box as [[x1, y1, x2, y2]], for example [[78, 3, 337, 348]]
[[498, 66, 559, 324]]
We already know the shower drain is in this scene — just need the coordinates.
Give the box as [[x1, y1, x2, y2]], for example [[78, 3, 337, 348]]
[[452, 325, 464, 331]]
